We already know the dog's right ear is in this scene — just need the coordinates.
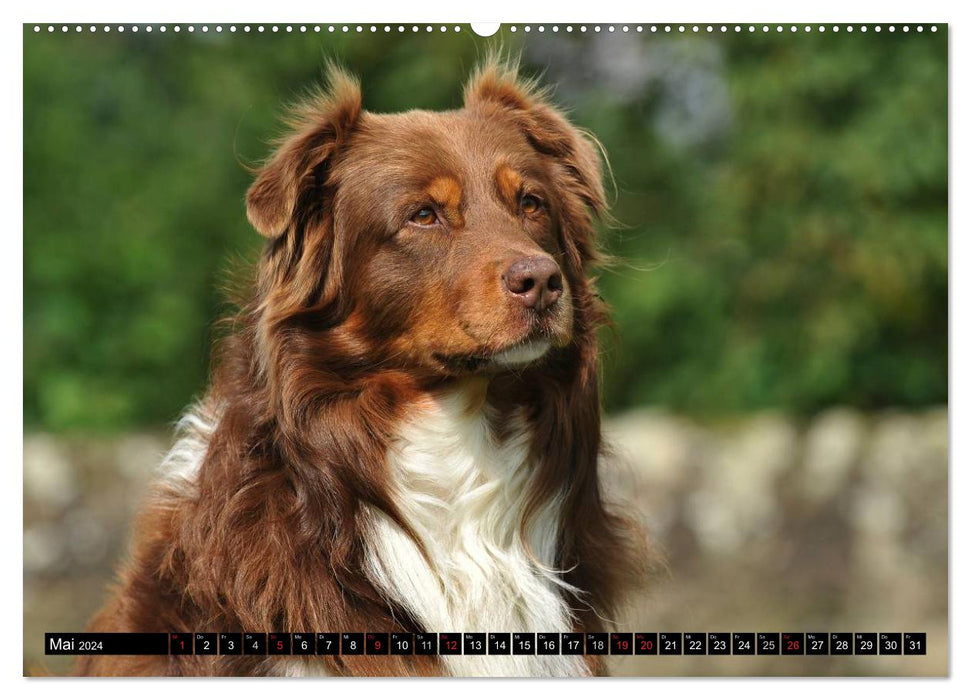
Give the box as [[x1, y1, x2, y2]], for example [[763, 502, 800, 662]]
[[246, 67, 362, 239]]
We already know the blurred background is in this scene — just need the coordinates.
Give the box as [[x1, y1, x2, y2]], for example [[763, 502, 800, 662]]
[[23, 25, 947, 675]]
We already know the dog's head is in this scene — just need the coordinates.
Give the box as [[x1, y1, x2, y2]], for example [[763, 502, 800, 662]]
[[247, 59, 606, 380]]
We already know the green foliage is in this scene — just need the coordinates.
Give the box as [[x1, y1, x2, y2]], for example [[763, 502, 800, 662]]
[[595, 31, 947, 414], [23, 27, 947, 430]]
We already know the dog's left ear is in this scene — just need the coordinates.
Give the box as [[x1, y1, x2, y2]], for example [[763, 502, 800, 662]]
[[464, 60, 606, 269], [247, 66, 362, 239]]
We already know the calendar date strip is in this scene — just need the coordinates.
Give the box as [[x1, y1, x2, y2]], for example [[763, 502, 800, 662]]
[[46, 631, 927, 656]]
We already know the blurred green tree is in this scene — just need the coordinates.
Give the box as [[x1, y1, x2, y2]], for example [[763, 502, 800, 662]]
[[592, 30, 947, 414]]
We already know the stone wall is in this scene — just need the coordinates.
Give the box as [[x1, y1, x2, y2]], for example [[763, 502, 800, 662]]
[[24, 407, 948, 676]]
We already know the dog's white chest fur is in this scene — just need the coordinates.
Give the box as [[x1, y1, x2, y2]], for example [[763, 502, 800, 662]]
[[161, 392, 589, 677], [363, 388, 588, 677]]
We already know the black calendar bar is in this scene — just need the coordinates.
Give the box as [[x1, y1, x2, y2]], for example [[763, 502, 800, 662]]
[[45, 633, 169, 655], [45, 631, 929, 656]]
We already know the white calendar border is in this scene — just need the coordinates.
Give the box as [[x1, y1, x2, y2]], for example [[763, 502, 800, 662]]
[[4, 1, 963, 698]]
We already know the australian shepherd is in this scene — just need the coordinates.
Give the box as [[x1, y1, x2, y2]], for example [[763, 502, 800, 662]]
[[78, 58, 644, 677]]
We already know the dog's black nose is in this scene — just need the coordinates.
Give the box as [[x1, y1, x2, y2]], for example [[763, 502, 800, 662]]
[[502, 256, 563, 311]]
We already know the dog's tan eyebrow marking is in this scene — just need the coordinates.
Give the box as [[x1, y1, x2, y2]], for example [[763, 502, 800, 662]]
[[495, 163, 523, 205], [426, 176, 463, 211]]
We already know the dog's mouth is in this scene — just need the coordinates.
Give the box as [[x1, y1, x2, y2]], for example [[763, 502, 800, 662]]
[[434, 339, 553, 374], [490, 339, 552, 367]]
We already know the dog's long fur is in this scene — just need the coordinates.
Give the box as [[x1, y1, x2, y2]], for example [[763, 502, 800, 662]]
[[77, 59, 645, 677]]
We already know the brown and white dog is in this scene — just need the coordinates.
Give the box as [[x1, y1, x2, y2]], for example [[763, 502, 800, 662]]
[[78, 58, 644, 677]]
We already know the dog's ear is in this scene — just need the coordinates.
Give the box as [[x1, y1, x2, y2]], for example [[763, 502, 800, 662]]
[[464, 58, 606, 270], [247, 66, 362, 239]]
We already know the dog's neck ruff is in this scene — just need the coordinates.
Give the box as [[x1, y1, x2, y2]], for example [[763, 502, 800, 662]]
[[160, 388, 589, 677], [362, 387, 588, 676]]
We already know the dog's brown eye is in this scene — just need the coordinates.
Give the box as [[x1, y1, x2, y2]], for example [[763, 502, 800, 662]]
[[521, 194, 541, 214], [411, 207, 439, 226]]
